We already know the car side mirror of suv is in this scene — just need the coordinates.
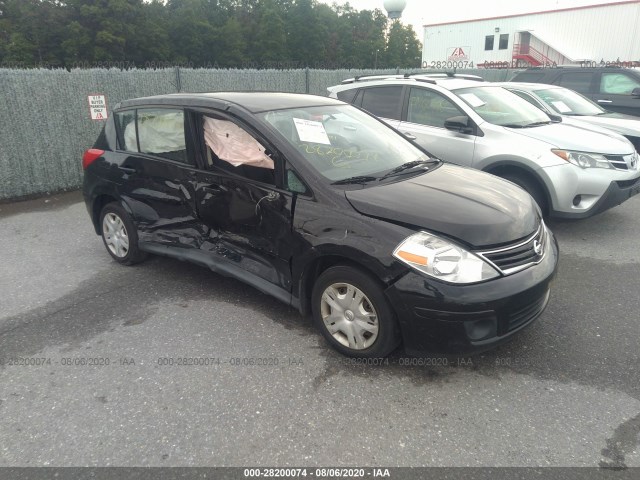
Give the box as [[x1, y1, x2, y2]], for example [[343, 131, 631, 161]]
[[444, 116, 473, 134], [548, 113, 563, 123], [631, 87, 640, 98]]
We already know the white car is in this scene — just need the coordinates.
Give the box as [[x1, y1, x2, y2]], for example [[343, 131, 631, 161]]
[[501, 82, 640, 152], [328, 75, 640, 219]]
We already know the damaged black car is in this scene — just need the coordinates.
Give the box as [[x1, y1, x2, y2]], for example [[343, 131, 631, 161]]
[[82, 92, 558, 357]]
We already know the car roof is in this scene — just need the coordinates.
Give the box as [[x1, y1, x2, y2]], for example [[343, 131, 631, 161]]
[[332, 76, 489, 92], [116, 92, 344, 113], [518, 66, 640, 73], [498, 82, 561, 91]]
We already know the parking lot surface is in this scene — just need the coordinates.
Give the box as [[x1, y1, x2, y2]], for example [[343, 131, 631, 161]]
[[0, 191, 639, 467]]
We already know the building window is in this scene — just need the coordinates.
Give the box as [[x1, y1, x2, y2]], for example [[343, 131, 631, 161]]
[[484, 35, 494, 51], [499, 34, 509, 50]]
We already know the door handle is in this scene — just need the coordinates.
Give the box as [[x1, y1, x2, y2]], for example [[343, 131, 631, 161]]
[[597, 99, 613, 104], [118, 166, 137, 174], [403, 132, 417, 140]]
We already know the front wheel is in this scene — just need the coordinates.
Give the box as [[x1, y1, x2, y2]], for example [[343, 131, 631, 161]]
[[311, 266, 400, 357], [99, 202, 147, 265]]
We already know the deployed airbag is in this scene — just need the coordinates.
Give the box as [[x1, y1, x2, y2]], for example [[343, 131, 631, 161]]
[[203, 117, 274, 169], [137, 111, 186, 154]]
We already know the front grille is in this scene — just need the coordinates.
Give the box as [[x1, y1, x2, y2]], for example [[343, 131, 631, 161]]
[[506, 290, 550, 332], [605, 153, 639, 171], [477, 224, 546, 275], [605, 155, 628, 170]]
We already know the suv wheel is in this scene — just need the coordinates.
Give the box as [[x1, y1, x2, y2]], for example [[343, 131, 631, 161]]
[[500, 172, 548, 216], [312, 266, 400, 357], [99, 202, 147, 265]]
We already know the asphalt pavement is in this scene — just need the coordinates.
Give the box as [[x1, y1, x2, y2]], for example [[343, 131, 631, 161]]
[[0, 191, 638, 467]]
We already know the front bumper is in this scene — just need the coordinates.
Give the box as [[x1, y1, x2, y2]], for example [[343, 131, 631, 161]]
[[385, 230, 559, 355], [542, 162, 640, 218], [552, 175, 640, 219]]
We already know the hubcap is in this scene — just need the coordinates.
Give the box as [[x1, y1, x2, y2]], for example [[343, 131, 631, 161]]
[[102, 212, 130, 258], [320, 282, 379, 350]]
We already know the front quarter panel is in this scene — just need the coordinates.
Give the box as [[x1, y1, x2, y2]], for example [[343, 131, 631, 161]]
[[290, 195, 414, 303], [473, 124, 567, 171]]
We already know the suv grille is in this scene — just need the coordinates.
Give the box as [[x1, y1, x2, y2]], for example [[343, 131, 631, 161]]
[[605, 153, 638, 171], [477, 224, 546, 275]]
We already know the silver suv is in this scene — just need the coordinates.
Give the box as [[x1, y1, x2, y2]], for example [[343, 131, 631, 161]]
[[328, 75, 640, 218]]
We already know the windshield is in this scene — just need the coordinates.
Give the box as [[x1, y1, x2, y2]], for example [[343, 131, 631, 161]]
[[455, 86, 551, 127], [259, 105, 433, 182], [533, 87, 605, 116]]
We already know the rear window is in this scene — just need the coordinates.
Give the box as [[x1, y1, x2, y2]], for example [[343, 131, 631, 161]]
[[511, 72, 546, 83], [336, 89, 358, 104], [115, 111, 137, 151], [555, 72, 593, 94], [115, 108, 190, 164], [360, 86, 403, 120]]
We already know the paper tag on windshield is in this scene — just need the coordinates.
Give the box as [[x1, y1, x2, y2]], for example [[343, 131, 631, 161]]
[[293, 118, 331, 145], [459, 93, 486, 108], [551, 101, 571, 113]]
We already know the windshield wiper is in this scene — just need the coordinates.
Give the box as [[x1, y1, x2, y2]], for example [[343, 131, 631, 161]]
[[525, 121, 552, 127], [377, 159, 434, 182], [503, 121, 551, 128], [331, 175, 379, 185]]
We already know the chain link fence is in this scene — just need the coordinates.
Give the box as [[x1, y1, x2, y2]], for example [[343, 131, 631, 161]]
[[0, 67, 520, 201]]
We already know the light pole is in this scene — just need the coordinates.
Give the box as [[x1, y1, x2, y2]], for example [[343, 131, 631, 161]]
[[375, 49, 379, 70]]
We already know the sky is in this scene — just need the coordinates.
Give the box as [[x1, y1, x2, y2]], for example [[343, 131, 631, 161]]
[[317, 0, 628, 42]]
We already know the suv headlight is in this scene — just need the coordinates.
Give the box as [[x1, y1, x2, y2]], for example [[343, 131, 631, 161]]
[[552, 149, 612, 169], [393, 232, 500, 284]]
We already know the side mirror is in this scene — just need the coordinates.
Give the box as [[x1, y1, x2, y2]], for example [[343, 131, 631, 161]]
[[548, 114, 563, 122], [444, 116, 473, 134], [631, 87, 640, 98]]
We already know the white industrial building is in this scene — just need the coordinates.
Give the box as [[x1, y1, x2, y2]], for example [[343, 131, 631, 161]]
[[421, 0, 640, 68]]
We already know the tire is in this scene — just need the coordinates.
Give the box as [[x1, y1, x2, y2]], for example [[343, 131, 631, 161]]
[[500, 172, 548, 216], [99, 202, 147, 265], [311, 266, 400, 357]]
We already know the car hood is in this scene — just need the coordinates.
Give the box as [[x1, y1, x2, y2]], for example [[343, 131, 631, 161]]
[[345, 164, 540, 248], [567, 113, 640, 137], [504, 122, 634, 154]]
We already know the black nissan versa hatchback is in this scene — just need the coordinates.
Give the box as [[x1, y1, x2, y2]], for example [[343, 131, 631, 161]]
[[82, 92, 558, 357]]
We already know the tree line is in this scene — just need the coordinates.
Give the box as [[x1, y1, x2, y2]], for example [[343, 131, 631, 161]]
[[0, 0, 422, 69]]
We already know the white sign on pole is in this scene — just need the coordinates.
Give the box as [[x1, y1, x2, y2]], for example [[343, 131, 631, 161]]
[[88, 94, 108, 120]]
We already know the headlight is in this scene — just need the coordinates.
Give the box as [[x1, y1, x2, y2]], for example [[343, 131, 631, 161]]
[[552, 149, 612, 169], [393, 232, 500, 284]]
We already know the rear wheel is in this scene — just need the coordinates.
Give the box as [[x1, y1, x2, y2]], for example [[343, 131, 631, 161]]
[[312, 266, 400, 357], [99, 202, 147, 265], [500, 172, 548, 216]]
